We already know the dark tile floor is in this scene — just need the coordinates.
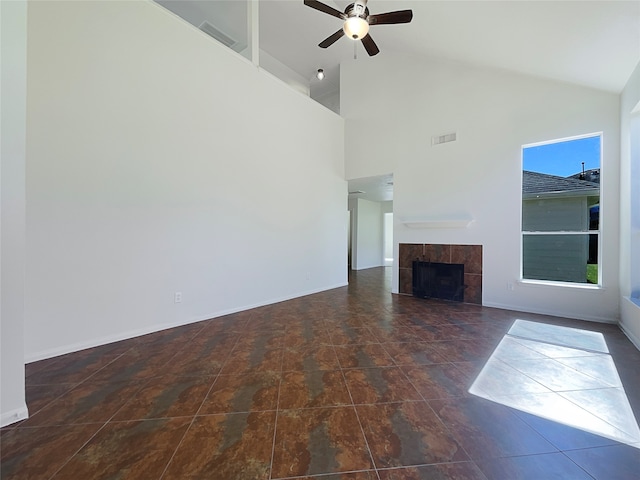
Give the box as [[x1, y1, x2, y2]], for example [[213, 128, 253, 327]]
[[2, 267, 640, 479]]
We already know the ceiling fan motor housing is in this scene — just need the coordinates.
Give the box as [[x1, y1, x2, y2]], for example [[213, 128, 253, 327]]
[[348, 1, 369, 17]]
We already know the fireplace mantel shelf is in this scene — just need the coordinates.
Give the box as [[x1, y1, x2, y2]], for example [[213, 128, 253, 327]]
[[401, 217, 474, 229]]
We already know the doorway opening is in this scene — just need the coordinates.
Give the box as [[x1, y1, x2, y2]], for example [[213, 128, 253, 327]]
[[347, 174, 394, 280], [384, 212, 393, 267]]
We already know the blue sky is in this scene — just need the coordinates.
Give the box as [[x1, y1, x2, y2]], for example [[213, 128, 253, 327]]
[[523, 135, 601, 177]]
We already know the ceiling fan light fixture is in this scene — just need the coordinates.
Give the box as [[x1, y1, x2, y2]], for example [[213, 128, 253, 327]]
[[304, 0, 412, 56], [343, 16, 369, 40]]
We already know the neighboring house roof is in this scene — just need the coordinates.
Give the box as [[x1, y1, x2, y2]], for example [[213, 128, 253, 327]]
[[567, 168, 601, 184], [523, 171, 600, 199]]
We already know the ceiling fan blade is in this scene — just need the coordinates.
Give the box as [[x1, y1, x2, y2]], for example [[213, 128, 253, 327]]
[[368, 9, 413, 25], [361, 34, 380, 56], [319, 29, 345, 48], [304, 0, 346, 20]]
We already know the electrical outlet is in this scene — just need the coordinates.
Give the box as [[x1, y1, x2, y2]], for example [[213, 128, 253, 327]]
[[507, 281, 515, 291], [174, 292, 182, 303], [306, 272, 311, 280]]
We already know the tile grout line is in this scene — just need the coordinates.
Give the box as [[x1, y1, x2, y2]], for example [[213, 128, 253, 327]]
[[331, 336, 383, 480], [42, 346, 164, 479], [391, 329, 482, 473], [8, 269, 640, 479], [141, 320, 224, 480], [558, 449, 609, 480], [44, 363, 168, 480], [268, 333, 285, 480], [20, 382, 83, 420], [157, 323, 245, 480], [45, 421, 111, 480]]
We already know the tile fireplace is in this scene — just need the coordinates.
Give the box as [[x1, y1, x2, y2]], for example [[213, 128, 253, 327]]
[[399, 243, 483, 305]]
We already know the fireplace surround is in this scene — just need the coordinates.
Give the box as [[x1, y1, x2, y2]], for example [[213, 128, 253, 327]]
[[399, 243, 483, 305]]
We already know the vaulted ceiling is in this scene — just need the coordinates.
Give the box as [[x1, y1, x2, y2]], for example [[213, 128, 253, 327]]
[[156, 1, 639, 200], [159, 1, 639, 97]]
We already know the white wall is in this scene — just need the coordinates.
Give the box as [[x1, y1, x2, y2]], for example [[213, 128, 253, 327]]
[[155, 1, 311, 96], [260, 49, 310, 96], [1, 0, 29, 426], [25, 0, 346, 361], [619, 61, 640, 346], [353, 198, 383, 270], [342, 54, 621, 322], [382, 202, 393, 266], [312, 86, 340, 116]]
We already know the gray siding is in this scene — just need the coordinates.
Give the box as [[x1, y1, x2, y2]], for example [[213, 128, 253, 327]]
[[522, 197, 590, 282], [523, 234, 589, 282], [523, 197, 589, 232]]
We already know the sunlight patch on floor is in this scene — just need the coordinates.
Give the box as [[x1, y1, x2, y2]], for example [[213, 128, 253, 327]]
[[469, 319, 640, 448]]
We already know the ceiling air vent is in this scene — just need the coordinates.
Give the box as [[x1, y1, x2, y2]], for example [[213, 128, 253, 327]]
[[432, 132, 457, 146], [199, 21, 237, 49]]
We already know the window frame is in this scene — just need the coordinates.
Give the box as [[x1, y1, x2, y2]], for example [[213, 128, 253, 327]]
[[520, 132, 603, 287]]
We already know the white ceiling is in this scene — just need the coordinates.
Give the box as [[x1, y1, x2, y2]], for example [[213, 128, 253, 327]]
[[260, 0, 640, 201], [159, 1, 640, 95], [259, 0, 640, 96], [348, 173, 394, 202]]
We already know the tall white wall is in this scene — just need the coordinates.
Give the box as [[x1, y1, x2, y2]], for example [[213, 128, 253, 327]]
[[1, 0, 28, 426], [342, 54, 621, 322], [620, 61, 640, 346], [25, 0, 346, 361], [382, 201, 394, 265], [353, 198, 383, 270], [259, 50, 310, 96]]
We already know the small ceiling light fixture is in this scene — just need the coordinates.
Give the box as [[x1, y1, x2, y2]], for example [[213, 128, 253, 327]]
[[316, 68, 325, 80]]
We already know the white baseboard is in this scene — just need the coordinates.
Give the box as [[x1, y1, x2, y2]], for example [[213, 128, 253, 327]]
[[25, 282, 348, 364], [0, 405, 29, 428], [353, 264, 385, 271], [620, 297, 640, 350], [482, 301, 618, 325], [619, 322, 640, 351], [25, 322, 189, 363]]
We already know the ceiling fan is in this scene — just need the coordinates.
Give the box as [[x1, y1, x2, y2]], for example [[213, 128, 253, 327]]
[[303, 0, 413, 56]]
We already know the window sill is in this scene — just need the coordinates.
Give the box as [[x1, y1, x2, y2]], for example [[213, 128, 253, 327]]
[[626, 296, 640, 308], [518, 279, 604, 291]]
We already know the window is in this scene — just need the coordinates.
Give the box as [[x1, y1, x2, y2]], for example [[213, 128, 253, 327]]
[[631, 107, 640, 298], [522, 134, 601, 284]]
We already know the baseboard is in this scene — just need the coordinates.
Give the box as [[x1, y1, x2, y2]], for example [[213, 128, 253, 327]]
[[619, 322, 640, 350], [206, 282, 349, 318], [620, 297, 640, 350], [353, 264, 385, 271], [0, 404, 29, 428], [482, 301, 618, 325], [25, 322, 191, 363], [25, 281, 349, 364]]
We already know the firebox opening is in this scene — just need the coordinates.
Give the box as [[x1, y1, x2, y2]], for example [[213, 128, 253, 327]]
[[412, 261, 465, 302]]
